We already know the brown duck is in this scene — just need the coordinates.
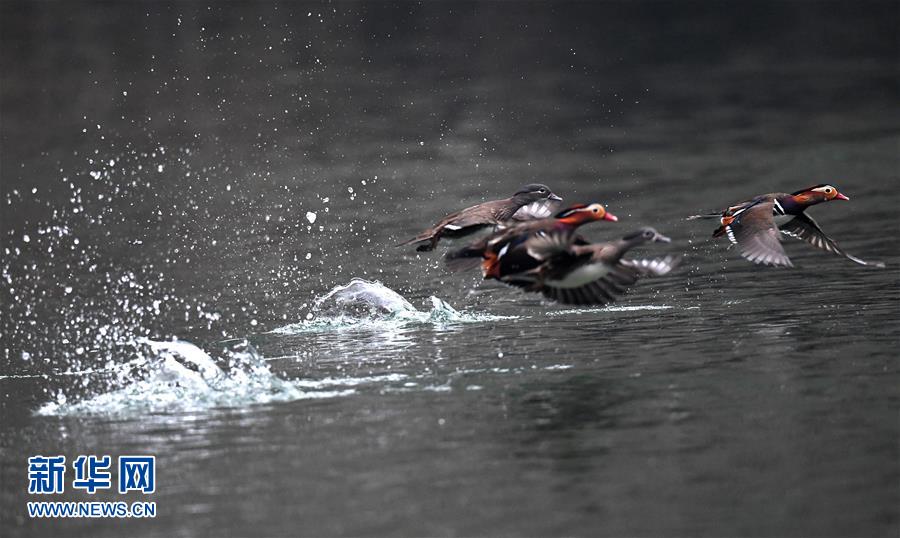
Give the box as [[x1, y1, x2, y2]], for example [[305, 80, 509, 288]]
[[398, 184, 562, 252]]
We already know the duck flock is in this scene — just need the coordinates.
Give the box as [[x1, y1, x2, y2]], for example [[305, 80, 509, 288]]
[[398, 183, 885, 306]]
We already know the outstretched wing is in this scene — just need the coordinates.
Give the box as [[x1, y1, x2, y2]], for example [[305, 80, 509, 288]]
[[726, 200, 793, 267], [538, 254, 680, 306], [399, 200, 506, 250], [620, 255, 681, 277], [539, 264, 642, 305], [493, 230, 564, 278], [780, 213, 885, 268], [436, 204, 500, 236], [522, 230, 575, 261]]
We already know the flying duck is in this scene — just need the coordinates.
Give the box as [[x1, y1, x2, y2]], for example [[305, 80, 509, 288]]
[[689, 184, 884, 268], [398, 183, 562, 252], [495, 227, 678, 305]]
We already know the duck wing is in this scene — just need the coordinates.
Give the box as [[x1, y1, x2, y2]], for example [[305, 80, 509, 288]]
[[399, 200, 508, 250], [620, 255, 681, 277], [725, 199, 793, 267], [539, 263, 642, 305], [538, 252, 680, 306], [780, 213, 885, 268], [511, 199, 562, 221], [521, 229, 576, 260], [436, 201, 507, 236], [493, 231, 563, 278], [498, 232, 589, 290]]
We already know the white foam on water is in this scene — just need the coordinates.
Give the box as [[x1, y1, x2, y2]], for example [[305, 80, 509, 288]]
[[270, 278, 514, 334], [33, 338, 397, 418]]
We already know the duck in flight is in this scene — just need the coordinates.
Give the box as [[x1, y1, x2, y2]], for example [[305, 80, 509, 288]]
[[689, 184, 884, 268], [485, 226, 678, 306], [397, 183, 562, 252]]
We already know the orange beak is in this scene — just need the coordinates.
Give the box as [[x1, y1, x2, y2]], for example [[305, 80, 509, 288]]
[[835, 192, 850, 201], [604, 212, 618, 222]]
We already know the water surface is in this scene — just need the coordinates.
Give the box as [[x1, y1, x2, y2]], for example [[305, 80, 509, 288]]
[[1, 2, 898, 537]]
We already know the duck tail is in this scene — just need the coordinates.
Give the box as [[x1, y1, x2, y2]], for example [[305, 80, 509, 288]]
[[396, 233, 437, 251]]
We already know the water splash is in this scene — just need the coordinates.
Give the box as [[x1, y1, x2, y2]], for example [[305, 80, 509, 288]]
[[313, 278, 419, 317], [34, 339, 362, 417], [270, 278, 513, 334], [30, 280, 512, 417]]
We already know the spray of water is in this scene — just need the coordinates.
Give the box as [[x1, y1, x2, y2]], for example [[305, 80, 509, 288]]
[[271, 278, 514, 334]]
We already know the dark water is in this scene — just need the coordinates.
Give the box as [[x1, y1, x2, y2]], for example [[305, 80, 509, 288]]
[[2, 2, 899, 536]]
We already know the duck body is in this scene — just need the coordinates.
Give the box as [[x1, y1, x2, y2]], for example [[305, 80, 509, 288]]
[[691, 184, 884, 268], [499, 227, 679, 305], [398, 183, 562, 252]]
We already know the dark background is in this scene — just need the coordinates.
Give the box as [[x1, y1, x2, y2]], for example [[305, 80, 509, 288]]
[[1, 2, 898, 537], [2, 1, 896, 360]]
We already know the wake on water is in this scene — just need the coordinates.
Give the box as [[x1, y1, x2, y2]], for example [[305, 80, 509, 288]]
[[36, 279, 506, 417], [270, 278, 513, 334]]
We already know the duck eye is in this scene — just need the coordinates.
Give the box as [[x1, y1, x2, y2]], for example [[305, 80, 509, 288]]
[[825, 188, 832, 193], [538, 188, 546, 193], [592, 208, 599, 213]]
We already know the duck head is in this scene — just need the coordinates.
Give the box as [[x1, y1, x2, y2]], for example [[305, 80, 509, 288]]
[[791, 184, 849, 205], [554, 203, 618, 226], [623, 227, 671, 245], [512, 183, 563, 203]]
